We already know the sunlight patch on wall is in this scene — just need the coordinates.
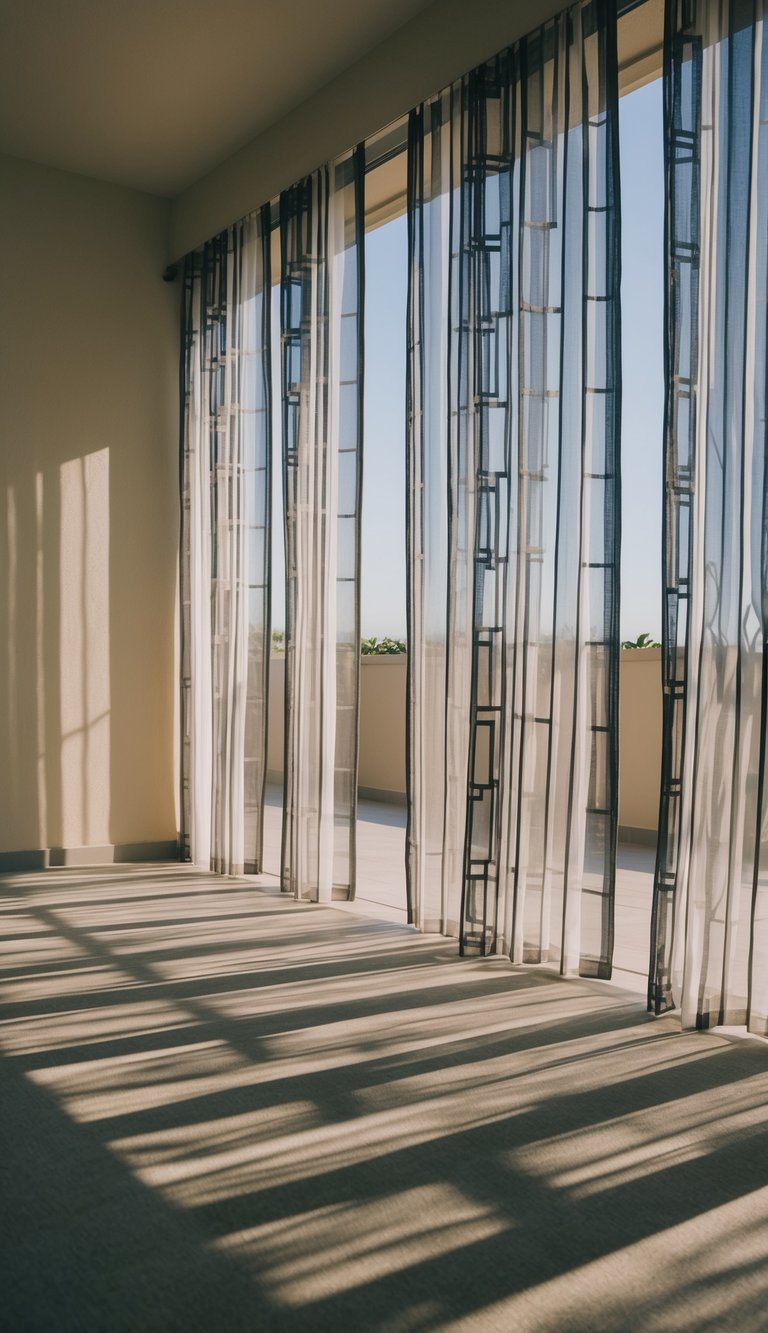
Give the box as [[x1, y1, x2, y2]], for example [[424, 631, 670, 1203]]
[[59, 448, 111, 847]]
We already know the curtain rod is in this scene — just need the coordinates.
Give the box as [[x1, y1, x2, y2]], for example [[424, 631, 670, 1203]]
[[173, 0, 651, 269], [361, 0, 650, 178]]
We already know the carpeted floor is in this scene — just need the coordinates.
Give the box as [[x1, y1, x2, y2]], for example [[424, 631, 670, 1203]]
[[1, 865, 767, 1331]]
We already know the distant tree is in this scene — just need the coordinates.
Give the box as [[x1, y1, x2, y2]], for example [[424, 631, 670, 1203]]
[[271, 630, 406, 655], [360, 636, 406, 655]]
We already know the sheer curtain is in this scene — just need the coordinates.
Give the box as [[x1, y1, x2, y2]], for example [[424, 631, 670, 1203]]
[[180, 209, 272, 876], [279, 148, 365, 903], [651, 0, 768, 1032], [406, 0, 621, 974]]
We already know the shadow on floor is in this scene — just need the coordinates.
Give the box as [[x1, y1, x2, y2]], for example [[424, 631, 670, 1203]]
[[1, 865, 767, 1331]]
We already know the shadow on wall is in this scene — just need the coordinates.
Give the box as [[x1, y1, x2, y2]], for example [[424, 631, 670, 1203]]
[[0, 154, 179, 863]]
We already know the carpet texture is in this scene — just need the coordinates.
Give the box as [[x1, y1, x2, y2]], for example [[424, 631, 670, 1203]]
[[1, 866, 767, 1331]]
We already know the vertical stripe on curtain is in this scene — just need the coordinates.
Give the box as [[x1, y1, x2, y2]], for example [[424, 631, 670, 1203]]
[[651, 0, 768, 1032], [280, 148, 364, 903], [181, 208, 272, 875], [406, 89, 474, 936], [406, 0, 621, 975]]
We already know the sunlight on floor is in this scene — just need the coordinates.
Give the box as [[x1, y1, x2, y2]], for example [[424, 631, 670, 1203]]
[[2, 863, 768, 1331]]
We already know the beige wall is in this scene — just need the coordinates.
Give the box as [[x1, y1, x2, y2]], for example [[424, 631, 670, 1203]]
[[0, 154, 179, 856], [358, 657, 407, 797], [267, 654, 285, 780], [268, 650, 662, 832], [267, 655, 407, 800], [618, 647, 663, 833]]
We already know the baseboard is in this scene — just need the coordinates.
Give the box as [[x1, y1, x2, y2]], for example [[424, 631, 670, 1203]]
[[266, 773, 406, 808], [358, 785, 406, 806], [618, 825, 657, 847], [0, 840, 180, 873]]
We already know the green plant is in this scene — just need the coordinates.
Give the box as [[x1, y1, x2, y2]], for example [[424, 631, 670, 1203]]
[[621, 632, 660, 650], [271, 630, 406, 655], [360, 636, 406, 655]]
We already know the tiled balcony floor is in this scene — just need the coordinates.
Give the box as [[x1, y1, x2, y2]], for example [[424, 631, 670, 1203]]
[[262, 786, 655, 996]]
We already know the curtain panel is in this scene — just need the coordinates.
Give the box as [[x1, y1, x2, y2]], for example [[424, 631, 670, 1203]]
[[279, 148, 365, 902], [406, 0, 621, 975], [180, 209, 272, 875], [652, 0, 768, 1032]]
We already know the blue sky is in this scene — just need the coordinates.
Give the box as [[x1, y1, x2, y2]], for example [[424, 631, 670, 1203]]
[[360, 209, 407, 636], [617, 77, 664, 640], [273, 76, 665, 642]]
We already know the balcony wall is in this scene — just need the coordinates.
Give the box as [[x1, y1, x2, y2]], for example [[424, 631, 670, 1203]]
[[267, 647, 662, 838], [617, 646, 663, 837]]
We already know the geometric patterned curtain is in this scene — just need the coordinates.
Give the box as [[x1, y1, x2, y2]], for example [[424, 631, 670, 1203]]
[[651, 0, 768, 1032], [279, 148, 365, 902], [406, 0, 621, 975], [180, 208, 272, 875]]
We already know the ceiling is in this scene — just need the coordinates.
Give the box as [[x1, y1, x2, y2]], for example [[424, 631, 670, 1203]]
[[0, 0, 436, 197]]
